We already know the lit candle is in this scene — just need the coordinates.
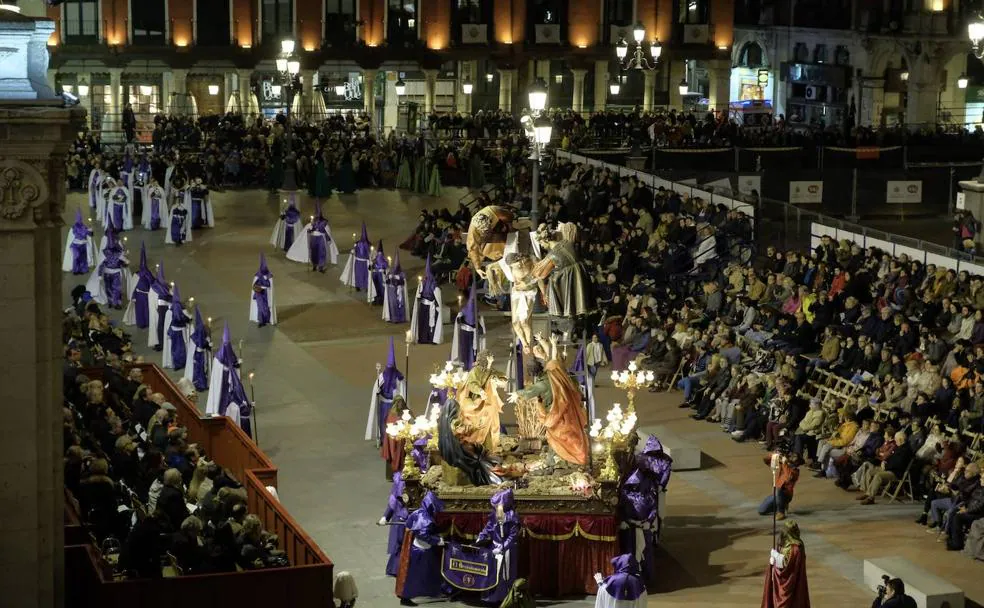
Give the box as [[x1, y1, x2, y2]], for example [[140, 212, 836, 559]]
[[352, 232, 357, 240], [417, 276, 422, 283], [169, 281, 174, 287], [387, 256, 392, 264], [189, 297, 195, 303], [249, 372, 255, 381], [207, 317, 212, 326]]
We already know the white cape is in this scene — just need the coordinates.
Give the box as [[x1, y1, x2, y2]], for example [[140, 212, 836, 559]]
[[286, 223, 339, 265], [364, 374, 407, 442], [450, 314, 487, 366], [269, 216, 302, 250], [409, 283, 444, 344], [340, 248, 369, 288], [164, 204, 193, 245], [87, 169, 102, 209], [62, 230, 96, 273], [594, 586, 647, 608], [97, 184, 113, 227], [367, 268, 387, 304], [162, 308, 192, 369], [382, 278, 408, 323], [121, 276, 144, 326], [104, 188, 134, 231], [190, 193, 216, 228], [141, 185, 169, 230], [248, 276, 278, 325], [147, 291, 171, 349]]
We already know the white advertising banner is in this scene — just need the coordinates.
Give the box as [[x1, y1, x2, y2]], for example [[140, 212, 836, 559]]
[[738, 174, 761, 196], [789, 181, 823, 204], [886, 180, 922, 204]]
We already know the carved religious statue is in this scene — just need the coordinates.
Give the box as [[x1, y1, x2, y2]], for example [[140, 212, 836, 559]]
[[453, 350, 508, 454]]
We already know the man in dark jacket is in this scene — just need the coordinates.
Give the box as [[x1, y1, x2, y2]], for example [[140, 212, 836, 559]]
[[872, 578, 917, 608], [860, 431, 912, 505], [947, 476, 984, 550]]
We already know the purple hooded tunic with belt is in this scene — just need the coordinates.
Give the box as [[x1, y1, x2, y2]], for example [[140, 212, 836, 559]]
[[400, 492, 445, 600], [476, 488, 521, 604], [370, 241, 388, 305], [132, 244, 153, 328], [414, 254, 440, 343], [189, 307, 211, 391], [190, 184, 209, 228], [99, 248, 126, 308], [253, 254, 273, 325], [376, 338, 405, 441], [168, 285, 191, 370], [352, 223, 371, 290], [151, 264, 172, 350], [282, 203, 301, 251], [636, 435, 673, 490], [384, 252, 407, 322], [148, 188, 164, 230], [69, 210, 93, 274], [308, 208, 331, 271], [618, 469, 658, 582], [456, 280, 481, 371], [382, 472, 408, 577]]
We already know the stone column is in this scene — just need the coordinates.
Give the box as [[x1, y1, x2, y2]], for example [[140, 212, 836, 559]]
[[593, 60, 608, 112], [0, 100, 86, 608], [171, 69, 189, 116], [497, 68, 513, 112], [423, 69, 438, 114], [572, 68, 587, 115], [46, 68, 56, 94], [669, 59, 686, 110], [643, 70, 656, 111], [363, 69, 377, 127], [707, 59, 731, 114], [104, 67, 122, 139], [299, 69, 315, 118], [905, 68, 941, 131], [237, 69, 253, 117]]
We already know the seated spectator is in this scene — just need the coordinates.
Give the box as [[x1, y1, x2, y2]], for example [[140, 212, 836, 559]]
[[171, 515, 210, 574], [156, 467, 190, 530], [858, 431, 914, 505]]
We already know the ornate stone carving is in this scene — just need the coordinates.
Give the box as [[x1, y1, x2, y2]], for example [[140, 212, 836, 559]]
[[0, 159, 48, 220]]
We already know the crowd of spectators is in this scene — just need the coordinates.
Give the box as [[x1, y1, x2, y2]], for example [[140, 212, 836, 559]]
[[63, 288, 289, 578]]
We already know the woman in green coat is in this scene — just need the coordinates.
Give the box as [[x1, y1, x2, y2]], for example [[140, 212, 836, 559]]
[[427, 158, 442, 197], [396, 153, 412, 189], [308, 151, 333, 198]]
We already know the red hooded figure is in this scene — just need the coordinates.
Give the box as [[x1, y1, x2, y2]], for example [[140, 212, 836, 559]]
[[762, 520, 811, 608]]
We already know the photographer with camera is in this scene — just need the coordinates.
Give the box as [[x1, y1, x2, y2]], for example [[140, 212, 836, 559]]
[[760, 449, 801, 521], [872, 577, 916, 608]]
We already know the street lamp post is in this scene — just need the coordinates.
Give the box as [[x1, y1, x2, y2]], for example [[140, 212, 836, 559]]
[[615, 21, 662, 72], [523, 79, 551, 229], [277, 39, 302, 191]]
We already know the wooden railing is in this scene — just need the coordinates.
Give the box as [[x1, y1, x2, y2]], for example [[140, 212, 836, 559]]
[[66, 363, 333, 604]]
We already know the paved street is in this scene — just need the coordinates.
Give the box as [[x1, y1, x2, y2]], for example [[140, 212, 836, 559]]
[[62, 186, 984, 607]]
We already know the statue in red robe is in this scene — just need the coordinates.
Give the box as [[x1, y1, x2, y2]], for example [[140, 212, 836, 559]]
[[381, 396, 410, 478], [762, 520, 811, 608]]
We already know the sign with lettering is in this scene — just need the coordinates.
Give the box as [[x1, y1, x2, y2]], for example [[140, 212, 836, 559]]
[[441, 543, 498, 592], [789, 181, 823, 204], [886, 180, 922, 204]]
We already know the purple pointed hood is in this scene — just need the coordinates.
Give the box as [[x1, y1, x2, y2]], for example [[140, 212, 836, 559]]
[[421, 254, 437, 298], [360, 222, 369, 243], [612, 554, 641, 576], [421, 491, 445, 516], [462, 279, 478, 326], [373, 240, 387, 268], [151, 261, 171, 298], [490, 488, 515, 511], [391, 250, 403, 274], [354, 222, 370, 257], [170, 284, 184, 319], [215, 322, 238, 368], [256, 253, 270, 278], [380, 337, 404, 393], [123, 155, 134, 172], [190, 306, 208, 347], [314, 200, 324, 220], [570, 344, 585, 375], [390, 472, 406, 499], [139, 242, 149, 273], [74, 208, 85, 227], [641, 435, 665, 455]]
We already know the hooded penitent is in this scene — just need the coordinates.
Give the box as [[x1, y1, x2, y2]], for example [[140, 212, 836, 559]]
[[599, 554, 647, 602], [474, 487, 521, 603], [410, 254, 443, 344], [341, 222, 371, 290], [250, 253, 276, 326], [382, 472, 409, 577], [637, 434, 673, 490], [63, 208, 95, 275], [184, 305, 211, 391], [367, 239, 388, 305], [397, 491, 445, 600], [382, 250, 408, 323], [122, 242, 153, 328], [451, 279, 486, 371], [163, 284, 191, 370], [364, 337, 406, 442]]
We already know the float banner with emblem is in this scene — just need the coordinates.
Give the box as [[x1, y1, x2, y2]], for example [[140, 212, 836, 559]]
[[441, 543, 498, 591]]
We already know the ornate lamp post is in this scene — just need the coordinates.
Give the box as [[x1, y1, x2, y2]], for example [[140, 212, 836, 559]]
[[970, 14, 984, 59], [275, 39, 302, 191], [610, 360, 655, 415], [520, 79, 551, 228], [615, 21, 662, 71]]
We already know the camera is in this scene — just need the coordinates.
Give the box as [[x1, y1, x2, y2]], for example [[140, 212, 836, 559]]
[[876, 574, 890, 597], [774, 429, 794, 456]]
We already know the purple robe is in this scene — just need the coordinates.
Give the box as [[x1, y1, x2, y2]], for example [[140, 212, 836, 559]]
[[601, 554, 647, 601], [309, 219, 330, 270], [353, 239, 371, 290], [618, 469, 658, 582], [370, 251, 388, 305], [383, 473, 408, 577], [475, 489, 520, 604], [253, 274, 272, 325], [99, 251, 126, 308], [637, 435, 673, 490], [384, 270, 407, 322], [282, 205, 301, 251], [169, 293, 191, 370], [189, 309, 211, 391], [70, 220, 93, 274], [411, 436, 430, 473], [148, 193, 163, 230], [110, 189, 128, 231], [225, 370, 253, 437], [151, 275, 172, 351], [132, 270, 152, 329], [375, 345, 405, 442], [400, 492, 445, 600], [88, 170, 101, 209], [170, 206, 188, 244], [190, 186, 209, 228]]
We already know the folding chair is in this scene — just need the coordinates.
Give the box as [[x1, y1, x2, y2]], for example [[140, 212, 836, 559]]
[[881, 462, 915, 504]]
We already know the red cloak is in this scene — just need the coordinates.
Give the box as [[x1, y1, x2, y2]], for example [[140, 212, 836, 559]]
[[762, 543, 810, 608], [381, 409, 406, 475]]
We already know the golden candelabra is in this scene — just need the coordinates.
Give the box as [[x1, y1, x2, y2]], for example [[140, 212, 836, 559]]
[[385, 409, 438, 480], [589, 403, 638, 482], [610, 360, 656, 415]]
